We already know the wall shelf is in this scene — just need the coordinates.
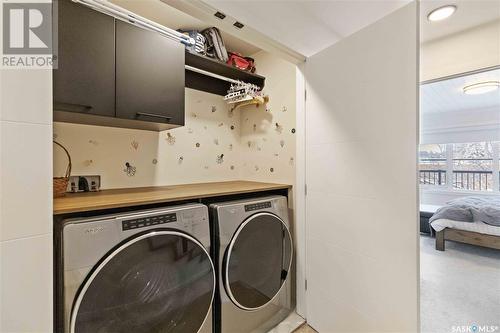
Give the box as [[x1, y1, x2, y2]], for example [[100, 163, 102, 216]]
[[185, 51, 266, 96]]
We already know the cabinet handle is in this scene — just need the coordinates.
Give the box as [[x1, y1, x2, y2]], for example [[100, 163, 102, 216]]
[[54, 102, 93, 112], [136, 112, 172, 122]]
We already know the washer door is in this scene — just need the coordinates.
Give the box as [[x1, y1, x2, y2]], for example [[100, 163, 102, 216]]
[[224, 212, 293, 311], [71, 230, 215, 333]]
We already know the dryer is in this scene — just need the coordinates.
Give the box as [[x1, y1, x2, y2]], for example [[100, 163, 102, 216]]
[[58, 203, 215, 333], [210, 196, 294, 333]]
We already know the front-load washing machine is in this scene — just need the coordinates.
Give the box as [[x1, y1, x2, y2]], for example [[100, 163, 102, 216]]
[[210, 195, 294, 333], [58, 203, 215, 333]]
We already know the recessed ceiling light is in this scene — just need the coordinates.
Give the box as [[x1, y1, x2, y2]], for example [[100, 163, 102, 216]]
[[427, 5, 457, 22], [463, 81, 500, 95]]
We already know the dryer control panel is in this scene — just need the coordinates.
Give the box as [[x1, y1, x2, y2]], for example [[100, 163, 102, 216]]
[[244, 201, 272, 212], [122, 213, 177, 231]]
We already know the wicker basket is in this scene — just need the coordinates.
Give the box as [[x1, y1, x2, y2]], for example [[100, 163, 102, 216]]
[[53, 141, 72, 197]]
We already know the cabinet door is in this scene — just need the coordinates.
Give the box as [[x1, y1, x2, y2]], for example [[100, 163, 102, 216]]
[[115, 21, 185, 126], [53, 0, 115, 117]]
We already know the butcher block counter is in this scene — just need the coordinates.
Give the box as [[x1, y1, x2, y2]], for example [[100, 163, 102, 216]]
[[53, 181, 291, 215]]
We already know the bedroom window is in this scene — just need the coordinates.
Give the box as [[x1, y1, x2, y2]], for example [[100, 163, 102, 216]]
[[419, 144, 447, 186], [452, 142, 494, 191], [419, 141, 500, 192]]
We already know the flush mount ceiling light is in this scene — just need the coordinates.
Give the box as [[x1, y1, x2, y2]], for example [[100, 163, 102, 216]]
[[427, 5, 457, 22], [463, 81, 500, 95]]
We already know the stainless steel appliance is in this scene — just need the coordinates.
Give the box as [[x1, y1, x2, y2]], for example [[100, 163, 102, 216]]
[[60, 203, 214, 333], [210, 196, 294, 333]]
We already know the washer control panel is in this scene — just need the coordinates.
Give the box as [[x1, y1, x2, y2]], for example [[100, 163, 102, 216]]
[[244, 201, 272, 212], [122, 213, 177, 231]]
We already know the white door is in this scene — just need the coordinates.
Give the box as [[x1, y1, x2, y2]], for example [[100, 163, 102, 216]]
[[304, 2, 419, 332]]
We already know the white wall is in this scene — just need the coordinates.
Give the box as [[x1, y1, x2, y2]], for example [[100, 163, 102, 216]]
[[0, 69, 53, 332], [54, 89, 243, 189], [238, 51, 297, 185], [304, 2, 419, 332], [421, 19, 500, 82], [421, 106, 500, 144]]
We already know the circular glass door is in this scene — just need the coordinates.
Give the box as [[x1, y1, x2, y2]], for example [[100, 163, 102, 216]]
[[71, 230, 215, 333], [224, 212, 293, 311]]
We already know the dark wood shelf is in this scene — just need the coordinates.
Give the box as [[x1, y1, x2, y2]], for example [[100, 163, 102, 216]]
[[185, 51, 265, 96]]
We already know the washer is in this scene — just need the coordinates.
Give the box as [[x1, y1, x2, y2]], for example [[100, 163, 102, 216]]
[[210, 196, 294, 333], [59, 203, 215, 333]]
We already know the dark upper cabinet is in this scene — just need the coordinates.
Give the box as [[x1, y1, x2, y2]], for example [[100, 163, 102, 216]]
[[115, 21, 185, 126], [53, 0, 115, 117]]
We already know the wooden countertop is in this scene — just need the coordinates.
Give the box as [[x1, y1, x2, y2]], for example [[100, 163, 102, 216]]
[[53, 181, 291, 215]]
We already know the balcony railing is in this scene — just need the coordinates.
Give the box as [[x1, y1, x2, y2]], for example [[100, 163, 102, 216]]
[[419, 169, 496, 191]]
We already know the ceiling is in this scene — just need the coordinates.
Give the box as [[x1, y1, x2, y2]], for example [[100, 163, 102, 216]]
[[420, 0, 500, 43], [204, 0, 409, 57], [203, 0, 500, 57], [108, 0, 500, 60], [421, 68, 500, 114], [110, 0, 261, 55]]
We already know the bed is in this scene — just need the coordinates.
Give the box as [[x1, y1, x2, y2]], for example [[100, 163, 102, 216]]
[[429, 197, 500, 251]]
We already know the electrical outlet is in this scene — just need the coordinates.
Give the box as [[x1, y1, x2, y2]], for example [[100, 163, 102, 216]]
[[67, 175, 101, 193]]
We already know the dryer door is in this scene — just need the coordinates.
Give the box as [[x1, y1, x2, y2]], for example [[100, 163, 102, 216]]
[[70, 230, 215, 333], [224, 212, 293, 310]]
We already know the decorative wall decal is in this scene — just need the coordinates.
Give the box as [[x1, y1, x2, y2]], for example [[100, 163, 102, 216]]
[[152, 158, 158, 165], [230, 125, 235, 130], [291, 128, 296, 134], [83, 159, 93, 167], [123, 162, 136, 177], [280, 140, 285, 148], [275, 123, 283, 134], [166, 132, 176, 145], [216, 154, 224, 164], [282, 106, 287, 112], [178, 156, 184, 164], [131, 140, 139, 150], [214, 138, 219, 145], [289, 157, 294, 165], [270, 167, 274, 173], [211, 105, 217, 112], [196, 143, 200, 148], [88, 139, 99, 146]]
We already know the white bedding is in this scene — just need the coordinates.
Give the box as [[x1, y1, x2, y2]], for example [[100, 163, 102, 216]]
[[431, 219, 500, 237]]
